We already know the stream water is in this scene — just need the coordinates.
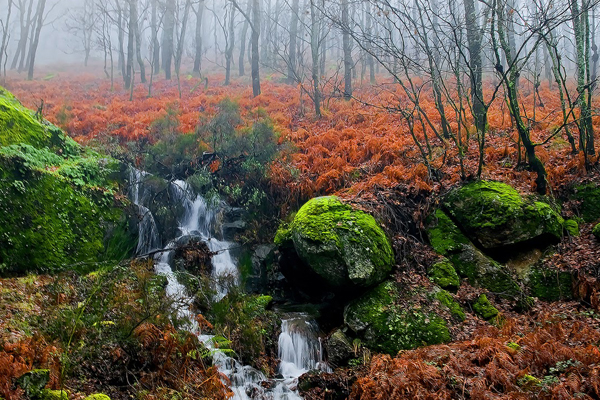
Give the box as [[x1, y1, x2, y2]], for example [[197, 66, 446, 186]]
[[129, 168, 328, 399]]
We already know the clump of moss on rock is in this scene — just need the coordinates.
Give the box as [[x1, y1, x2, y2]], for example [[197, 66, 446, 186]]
[[593, 223, 600, 240], [275, 196, 394, 289], [428, 258, 460, 291], [434, 289, 466, 321], [443, 180, 564, 249], [472, 294, 499, 320], [343, 281, 451, 355]]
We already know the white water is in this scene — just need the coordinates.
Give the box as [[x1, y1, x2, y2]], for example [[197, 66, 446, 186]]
[[129, 168, 328, 399]]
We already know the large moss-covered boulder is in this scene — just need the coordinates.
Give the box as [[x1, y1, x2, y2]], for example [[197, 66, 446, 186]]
[[275, 196, 394, 291], [0, 87, 132, 274], [444, 181, 564, 249], [343, 281, 453, 355]]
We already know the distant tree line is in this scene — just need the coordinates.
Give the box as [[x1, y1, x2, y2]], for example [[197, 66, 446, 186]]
[[1, 0, 599, 193]]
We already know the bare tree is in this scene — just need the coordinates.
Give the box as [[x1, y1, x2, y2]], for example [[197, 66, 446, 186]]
[[0, 0, 13, 77]]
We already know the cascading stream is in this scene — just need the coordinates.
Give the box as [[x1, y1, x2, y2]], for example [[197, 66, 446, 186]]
[[129, 168, 328, 399]]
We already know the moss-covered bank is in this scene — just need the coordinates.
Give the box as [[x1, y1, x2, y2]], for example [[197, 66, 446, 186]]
[[0, 86, 132, 274]]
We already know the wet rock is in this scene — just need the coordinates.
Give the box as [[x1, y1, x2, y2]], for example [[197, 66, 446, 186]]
[[325, 329, 355, 368], [275, 196, 394, 296]]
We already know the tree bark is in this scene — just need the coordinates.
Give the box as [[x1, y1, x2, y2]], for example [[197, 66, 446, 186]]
[[287, 0, 299, 83], [26, 0, 45, 80], [162, 0, 175, 80], [193, 0, 205, 73], [341, 0, 352, 98]]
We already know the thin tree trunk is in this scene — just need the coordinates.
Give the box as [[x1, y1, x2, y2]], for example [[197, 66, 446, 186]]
[[310, 0, 321, 117], [341, 0, 352, 98], [251, 0, 261, 96], [287, 0, 299, 83], [26, 0, 45, 80], [193, 0, 205, 73], [151, 0, 159, 74], [162, 0, 175, 80], [0, 0, 13, 74], [239, 1, 250, 76]]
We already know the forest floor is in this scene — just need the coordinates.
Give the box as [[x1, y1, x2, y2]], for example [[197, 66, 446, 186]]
[[3, 67, 600, 399]]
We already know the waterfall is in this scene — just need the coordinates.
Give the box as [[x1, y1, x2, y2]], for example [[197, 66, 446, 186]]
[[129, 167, 329, 399], [129, 168, 161, 255]]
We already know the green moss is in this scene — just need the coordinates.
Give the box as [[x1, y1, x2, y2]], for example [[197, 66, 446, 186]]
[[284, 196, 394, 288], [0, 154, 123, 274], [274, 222, 292, 246], [472, 294, 499, 320], [434, 289, 465, 321], [593, 223, 600, 240], [429, 259, 460, 290], [506, 342, 521, 351], [444, 181, 563, 248], [0, 88, 129, 274], [0, 86, 79, 155], [564, 219, 580, 236], [517, 374, 541, 390], [344, 281, 451, 355], [83, 394, 111, 400], [448, 244, 521, 298], [426, 209, 470, 255], [527, 267, 573, 301], [572, 183, 600, 222], [39, 390, 68, 400]]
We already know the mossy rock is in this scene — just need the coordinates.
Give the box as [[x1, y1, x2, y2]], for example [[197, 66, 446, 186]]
[[444, 181, 564, 249], [344, 281, 451, 355], [426, 209, 470, 255], [526, 267, 573, 301], [572, 183, 600, 222], [472, 294, 499, 320], [428, 258, 460, 290], [564, 219, 579, 236], [276, 196, 394, 289], [433, 289, 465, 321], [40, 390, 68, 400], [325, 329, 355, 367], [448, 244, 521, 298], [593, 223, 600, 240], [16, 369, 49, 398], [83, 395, 111, 400]]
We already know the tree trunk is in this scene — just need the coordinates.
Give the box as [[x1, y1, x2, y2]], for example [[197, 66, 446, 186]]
[[341, 0, 352, 98], [151, 0, 160, 74], [239, 1, 251, 76], [117, 2, 126, 79], [572, 0, 595, 159], [287, 0, 299, 83], [132, 0, 146, 83], [162, 0, 175, 80], [124, 0, 135, 89], [225, 4, 235, 85], [251, 0, 261, 96], [26, 0, 45, 80], [193, 0, 205, 73], [0, 0, 13, 75], [12, 0, 34, 71], [310, 0, 321, 117]]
